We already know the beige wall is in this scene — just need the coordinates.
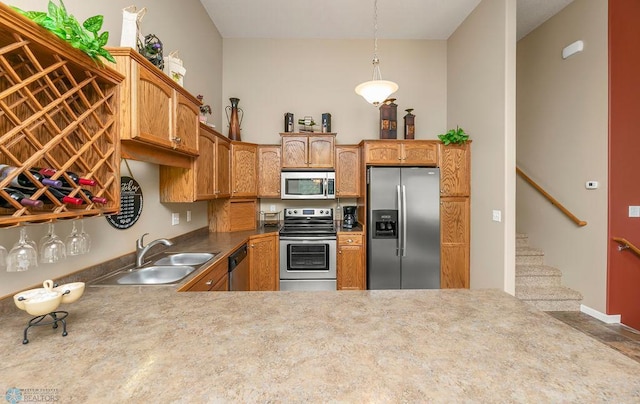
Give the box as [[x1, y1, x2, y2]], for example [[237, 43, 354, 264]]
[[1, 0, 222, 297], [222, 39, 448, 145], [448, 0, 517, 291], [516, 0, 608, 311]]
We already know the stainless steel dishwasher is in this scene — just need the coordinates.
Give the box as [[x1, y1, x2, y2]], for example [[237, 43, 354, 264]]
[[228, 244, 249, 291]]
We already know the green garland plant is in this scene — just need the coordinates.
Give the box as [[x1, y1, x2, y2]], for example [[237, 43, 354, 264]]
[[437, 126, 469, 145], [13, 0, 115, 64]]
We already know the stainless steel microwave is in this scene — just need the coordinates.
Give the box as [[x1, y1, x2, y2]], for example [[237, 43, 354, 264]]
[[281, 171, 335, 200]]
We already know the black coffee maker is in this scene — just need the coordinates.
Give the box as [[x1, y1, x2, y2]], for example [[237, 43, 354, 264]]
[[343, 206, 357, 229]]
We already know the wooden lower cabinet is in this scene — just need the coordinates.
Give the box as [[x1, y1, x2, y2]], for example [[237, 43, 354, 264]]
[[440, 197, 470, 288], [337, 232, 366, 290], [181, 259, 229, 291], [249, 233, 279, 291]]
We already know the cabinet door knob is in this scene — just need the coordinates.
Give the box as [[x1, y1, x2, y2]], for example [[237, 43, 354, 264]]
[[173, 136, 182, 143], [339, 250, 342, 254], [205, 280, 213, 286], [347, 239, 353, 243], [251, 244, 255, 248]]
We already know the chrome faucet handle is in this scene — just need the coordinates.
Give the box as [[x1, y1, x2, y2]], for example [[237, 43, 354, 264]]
[[137, 233, 149, 249]]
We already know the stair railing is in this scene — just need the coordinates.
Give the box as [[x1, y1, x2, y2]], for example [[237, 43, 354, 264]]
[[612, 237, 640, 258], [516, 166, 587, 227]]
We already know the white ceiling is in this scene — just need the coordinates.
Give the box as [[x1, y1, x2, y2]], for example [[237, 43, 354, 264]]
[[200, 0, 574, 41]]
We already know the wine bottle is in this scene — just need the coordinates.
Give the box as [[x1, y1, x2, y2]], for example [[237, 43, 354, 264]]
[[39, 187, 83, 205], [0, 187, 44, 209], [0, 165, 63, 188], [60, 188, 107, 204], [35, 167, 97, 187]]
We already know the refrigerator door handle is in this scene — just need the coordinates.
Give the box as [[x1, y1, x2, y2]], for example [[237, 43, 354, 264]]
[[402, 185, 407, 257], [396, 185, 402, 256]]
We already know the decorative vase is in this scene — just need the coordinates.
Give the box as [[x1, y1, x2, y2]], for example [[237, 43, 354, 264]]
[[379, 98, 397, 139], [404, 109, 415, 140], [225, 97, 243, 141]]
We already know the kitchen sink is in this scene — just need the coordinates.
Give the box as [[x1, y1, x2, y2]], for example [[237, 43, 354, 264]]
[[91, 251, 219, 286], [116, 265, 197, 285], [153, 252, 215, 266]]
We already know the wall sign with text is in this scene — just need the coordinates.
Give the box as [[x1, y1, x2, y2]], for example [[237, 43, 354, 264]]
[[105, 176, 143, 230]]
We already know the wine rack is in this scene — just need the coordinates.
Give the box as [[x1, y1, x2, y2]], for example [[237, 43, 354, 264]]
[[0, 4, 123, 227]]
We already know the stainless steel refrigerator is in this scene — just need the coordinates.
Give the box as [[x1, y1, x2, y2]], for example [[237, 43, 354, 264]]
[[367, 167, 440, 289]]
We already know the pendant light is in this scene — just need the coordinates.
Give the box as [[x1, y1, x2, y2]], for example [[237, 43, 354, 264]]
[[355, 0, 398, 106]]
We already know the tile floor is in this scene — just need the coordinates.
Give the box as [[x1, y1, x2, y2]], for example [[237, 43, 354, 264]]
[[548, 311, 640, 363]]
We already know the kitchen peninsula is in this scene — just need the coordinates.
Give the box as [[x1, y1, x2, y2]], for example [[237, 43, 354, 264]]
[[1, 286, 639, 401]]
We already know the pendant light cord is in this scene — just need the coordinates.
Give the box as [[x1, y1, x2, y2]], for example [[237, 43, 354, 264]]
[[372, 0, 382, 81]]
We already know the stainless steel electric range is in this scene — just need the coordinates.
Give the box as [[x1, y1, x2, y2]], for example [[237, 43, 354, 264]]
[[279, 208, 337, 291]]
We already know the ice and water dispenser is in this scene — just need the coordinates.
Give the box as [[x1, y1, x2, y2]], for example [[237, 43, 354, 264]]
[[372, 210, 398, 239]]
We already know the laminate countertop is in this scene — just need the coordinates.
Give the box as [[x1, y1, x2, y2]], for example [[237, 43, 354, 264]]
[[1, 287, 639, 402]]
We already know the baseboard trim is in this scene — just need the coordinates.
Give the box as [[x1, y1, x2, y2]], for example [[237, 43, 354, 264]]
[[580, 304, 621, 324]]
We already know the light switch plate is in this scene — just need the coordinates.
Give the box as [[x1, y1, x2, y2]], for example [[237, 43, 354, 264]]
[[186, 210, 191, 222], [171, 212, 179, 225], [629, 206, 640, 218], [586, 181, 598, 189], [492, 210, 502, 222]]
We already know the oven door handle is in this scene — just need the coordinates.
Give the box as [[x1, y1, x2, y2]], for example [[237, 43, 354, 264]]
[[280, 236, 337, 242]]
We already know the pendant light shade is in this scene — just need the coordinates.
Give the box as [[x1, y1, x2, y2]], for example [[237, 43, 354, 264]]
[[355, 0, 398, 106]]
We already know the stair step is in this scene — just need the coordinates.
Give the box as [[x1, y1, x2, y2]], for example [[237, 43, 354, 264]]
[[516, 247, 545, 265], [516, 233, 529, 248], [516, 265, 562, 287], [516, 286, 583, 311]]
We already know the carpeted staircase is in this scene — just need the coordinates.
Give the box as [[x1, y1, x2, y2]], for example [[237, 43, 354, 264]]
[[516, 233, 583, 311]]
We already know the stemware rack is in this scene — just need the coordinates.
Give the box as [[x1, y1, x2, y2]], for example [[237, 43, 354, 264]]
[[0, 4, 124, 227]]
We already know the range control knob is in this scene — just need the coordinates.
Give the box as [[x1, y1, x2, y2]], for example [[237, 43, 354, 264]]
[[319, 210, 323, 214]]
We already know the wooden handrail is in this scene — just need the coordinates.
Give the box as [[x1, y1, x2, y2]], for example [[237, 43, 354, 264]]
[[613, 237, 640, 257], [516, 166, 587, 227]]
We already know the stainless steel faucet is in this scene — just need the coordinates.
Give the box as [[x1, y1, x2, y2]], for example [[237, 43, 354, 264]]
[[136, 233, 174, 267]]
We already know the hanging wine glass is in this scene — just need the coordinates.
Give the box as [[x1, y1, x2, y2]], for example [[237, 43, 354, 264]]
[[7, 227, 38, 272], [79, 219, 91, 254], [65, 221, 84, 256], [40, 223, 66, 263], [0, 245, 7, 268]]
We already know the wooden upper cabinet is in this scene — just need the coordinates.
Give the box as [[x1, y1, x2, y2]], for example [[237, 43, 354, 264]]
[[258, 145, 281, 198], [335, 145, 360, 197], [107, 47, 200, 169], [216, 138, 231, 198], [231, 142, 258, 198], [173, 92, 200, 156], [194, 129, 216, 200], [281, 133, 335, 168], [362, 140, 437, 166], [160, 124, 230, 202], [439, 142, 471, 197], [402, 142, 438, 165], [137, 64, 173, 149]]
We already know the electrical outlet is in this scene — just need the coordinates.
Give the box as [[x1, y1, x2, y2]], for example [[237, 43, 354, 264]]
[[492, 210, 502, 222], [171, 212, 179, 225], [186, 210, 192, 222], [629, 206, 640, 218], [270, 205, 276, 212]]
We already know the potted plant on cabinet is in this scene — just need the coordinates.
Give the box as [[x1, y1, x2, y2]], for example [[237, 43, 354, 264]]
[[196, 95, 212, 123]]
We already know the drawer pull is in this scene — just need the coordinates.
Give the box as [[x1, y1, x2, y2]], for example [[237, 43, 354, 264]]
[[205, 280, 214, 286]]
